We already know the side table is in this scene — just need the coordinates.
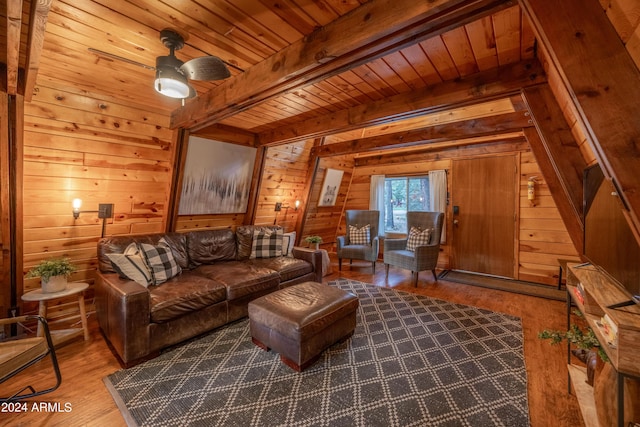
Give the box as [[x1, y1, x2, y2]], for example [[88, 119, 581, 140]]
[[21, 282, 90, 346]]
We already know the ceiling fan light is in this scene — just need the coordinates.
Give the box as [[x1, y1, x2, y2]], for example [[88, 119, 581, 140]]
[[155, 75, 190, 98], [154, 56, 190, 99]]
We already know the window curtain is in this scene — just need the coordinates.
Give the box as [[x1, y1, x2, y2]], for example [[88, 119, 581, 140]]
[[370, 175, 385, 236], [429, 170, 447, 242]]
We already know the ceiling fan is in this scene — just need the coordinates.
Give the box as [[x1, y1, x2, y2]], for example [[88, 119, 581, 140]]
[[89, 29, 233, 100]]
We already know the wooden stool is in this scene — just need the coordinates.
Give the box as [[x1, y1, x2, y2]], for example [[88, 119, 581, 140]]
[[21, 282, 90, 347]]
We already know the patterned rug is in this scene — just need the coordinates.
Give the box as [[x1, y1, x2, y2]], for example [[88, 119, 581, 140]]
[[104, 279, 529, 426]]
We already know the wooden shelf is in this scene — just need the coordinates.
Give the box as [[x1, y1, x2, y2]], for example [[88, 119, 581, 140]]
[[566, 263, 640, 427], [567, 264, 640, 377], [568, 364, 600, 427]]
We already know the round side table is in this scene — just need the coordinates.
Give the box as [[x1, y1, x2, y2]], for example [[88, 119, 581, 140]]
[[21, 282, 90, 346]]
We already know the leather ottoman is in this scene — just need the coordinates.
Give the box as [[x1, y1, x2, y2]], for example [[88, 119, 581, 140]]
[[248, 281, 358, 372]]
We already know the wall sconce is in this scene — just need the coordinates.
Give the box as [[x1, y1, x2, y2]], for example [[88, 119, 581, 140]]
[[72, 198, 114, 238], [527, 176, 537, 206]]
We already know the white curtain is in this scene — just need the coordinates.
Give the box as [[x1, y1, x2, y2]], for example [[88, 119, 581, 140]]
[[429, 170, 447, 242], [370, 175, 385, 237]]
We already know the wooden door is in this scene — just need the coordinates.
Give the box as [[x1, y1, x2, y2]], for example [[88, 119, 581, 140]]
[[452, 155, 517, 278]]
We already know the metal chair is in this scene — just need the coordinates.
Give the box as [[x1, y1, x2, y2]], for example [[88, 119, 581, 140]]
[[0, 315, 62, 402], [384, 211, 444, 286], [336, 210, 380, 272]]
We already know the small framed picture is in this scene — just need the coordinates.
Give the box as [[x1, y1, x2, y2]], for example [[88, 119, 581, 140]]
[[318, 168, 344, 207]]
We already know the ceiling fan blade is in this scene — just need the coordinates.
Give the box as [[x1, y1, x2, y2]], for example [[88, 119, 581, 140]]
[[180, 56, 231, 81], [88, 48, 155, 70]]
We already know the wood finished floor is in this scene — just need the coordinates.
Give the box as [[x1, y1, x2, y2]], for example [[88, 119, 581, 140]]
[[1, 256, 584, 427]]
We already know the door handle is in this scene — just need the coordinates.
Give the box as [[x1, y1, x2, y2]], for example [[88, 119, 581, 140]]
[[453, 219, 459, 226]]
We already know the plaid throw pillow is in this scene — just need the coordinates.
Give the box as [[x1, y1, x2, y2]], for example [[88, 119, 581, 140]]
[[107, 243, 153, 287], [251, 228, 283, 258], [406, 226, 433, 251], [349, 224, 371, 245], [139, 238, 182, 285]]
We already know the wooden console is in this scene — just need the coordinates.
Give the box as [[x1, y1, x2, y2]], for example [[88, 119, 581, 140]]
[[565, 263, 640, 427]]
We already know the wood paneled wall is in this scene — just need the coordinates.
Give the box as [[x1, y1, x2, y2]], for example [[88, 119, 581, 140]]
[[21, 82, 175, 308], [253, 141, 314, 233], [519, 151, 580, 283], [299, 156, 354, 248], [346, 143, 580, 285]]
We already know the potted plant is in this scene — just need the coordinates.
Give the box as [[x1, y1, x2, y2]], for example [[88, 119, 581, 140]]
[[26, 257, 77, 293], [304, 235, 323, 250]]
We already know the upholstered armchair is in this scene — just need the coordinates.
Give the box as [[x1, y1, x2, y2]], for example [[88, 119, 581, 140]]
[[384, 211, 444, 286], [336, 210, 380, 272]]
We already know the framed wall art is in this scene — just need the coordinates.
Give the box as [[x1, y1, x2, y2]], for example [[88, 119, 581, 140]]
[[178, 136, 257, 215], [318, 168, 344, 207]]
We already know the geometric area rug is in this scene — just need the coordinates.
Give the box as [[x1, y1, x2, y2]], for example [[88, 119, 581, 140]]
[[104, 278, 529, 427]]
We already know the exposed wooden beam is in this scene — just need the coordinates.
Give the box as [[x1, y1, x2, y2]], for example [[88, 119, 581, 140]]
[[312, 112, 532, 157], [6, 1, 23, 95], [520, 0, 640, 237], [24, 0, 53, 101], [192, 124, 257, 147], [522, 86, 586, 252], [260, 60, 545, 145], [171, 0, 514, 130], [354, 139, 529, 166]]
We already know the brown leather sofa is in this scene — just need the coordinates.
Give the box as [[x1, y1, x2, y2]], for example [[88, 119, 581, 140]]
[[95, 226, 322, 366]]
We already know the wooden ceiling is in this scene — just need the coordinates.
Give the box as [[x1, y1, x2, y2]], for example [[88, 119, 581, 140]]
[[1, 0, 638, 148], [2, 0, 537, 141]]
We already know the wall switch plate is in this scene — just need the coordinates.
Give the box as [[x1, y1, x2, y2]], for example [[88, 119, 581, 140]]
[[274, 202, 282, 212]]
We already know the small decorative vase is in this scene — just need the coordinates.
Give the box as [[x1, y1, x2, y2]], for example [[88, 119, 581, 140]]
[[42, 275, 67, 293], [312, 242, 320, 250]]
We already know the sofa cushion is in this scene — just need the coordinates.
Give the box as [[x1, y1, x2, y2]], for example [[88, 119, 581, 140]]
[[249, 257, 313, 283], [106, 243, 153, 287], [98, 232, 189, 273], [195, 261, 279, 301], [139, 238, 182, 285], [149, 272, 227, 323], [251, 228, 283, 258], [282, 231, 296, 257], [236, 225, 283, 260], [187, 229, 237, 267]]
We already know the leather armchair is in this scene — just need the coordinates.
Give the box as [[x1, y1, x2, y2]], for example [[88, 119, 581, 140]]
[[336, 210, 380, 272], [384, 211, 444, 286]]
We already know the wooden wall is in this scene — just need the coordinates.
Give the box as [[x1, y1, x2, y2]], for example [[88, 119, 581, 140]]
[[299, 156, 354, 248], [519, 151, 581, 283], [253, 141, 314, 233], [21, 82, 175, 318], [345, 142, 580, 285]]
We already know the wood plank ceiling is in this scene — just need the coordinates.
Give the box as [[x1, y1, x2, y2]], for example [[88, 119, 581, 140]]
[[3, 0, 535, 142]]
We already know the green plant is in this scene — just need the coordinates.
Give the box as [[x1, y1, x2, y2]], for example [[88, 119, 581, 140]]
[[538, 309, 609, 362], [304, 235, 323, 244], [26, 258, 77, 282]]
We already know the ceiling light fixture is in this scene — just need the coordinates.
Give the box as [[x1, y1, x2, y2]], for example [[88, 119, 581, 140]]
[[154, 56, 190, 99]]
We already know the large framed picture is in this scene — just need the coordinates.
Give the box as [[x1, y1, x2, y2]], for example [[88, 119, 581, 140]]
[[178, 136, 257, 215], [318, 168, 344, 207]]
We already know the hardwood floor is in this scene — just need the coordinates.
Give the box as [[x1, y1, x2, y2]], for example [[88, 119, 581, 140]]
[[1, 256, 584, 427]]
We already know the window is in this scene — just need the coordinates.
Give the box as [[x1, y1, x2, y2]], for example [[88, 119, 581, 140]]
[[383, 176, 430, 233]]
